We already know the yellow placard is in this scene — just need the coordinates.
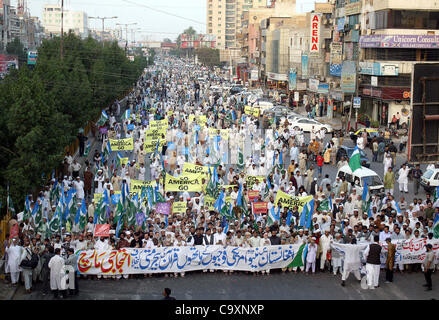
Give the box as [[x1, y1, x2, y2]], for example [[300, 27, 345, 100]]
[[165, 173, 203, 192], [144, 139, 166, 153], [204, 195, 215, 211], [208, 128, 229, 140], [144, 128, 166, 141], [109, 138, 134, 151], [130, 180, 157, 195], [189, 115, 207, 125], [150, 119, 168, 129], [172, 201, 187, 213], [93, 193, 102, 203], [244, 105, 260, 118], [274, 190, 313, 211], [182, 162, 210, 177], [245, 176, 265, 190]]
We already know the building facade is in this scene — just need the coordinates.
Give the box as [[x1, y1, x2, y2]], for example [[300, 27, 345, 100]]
[[42, 4, 88, 38]]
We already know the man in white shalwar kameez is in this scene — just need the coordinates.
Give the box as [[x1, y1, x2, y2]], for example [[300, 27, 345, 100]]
[[331, 239, 368, 286], [48, 248, 65, 298], [5, 238, 23, 285]]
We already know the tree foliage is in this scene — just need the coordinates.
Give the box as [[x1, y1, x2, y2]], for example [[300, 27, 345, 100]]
[[0, 33, 149, 215], [195, 48, 220, 67]]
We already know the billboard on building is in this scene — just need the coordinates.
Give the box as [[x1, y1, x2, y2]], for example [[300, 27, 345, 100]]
[[27, 50, 38, 65], [180, 34, 216, 49], [301, 54, 308, 78], [288, 68, 296, 90], [341, 60, 356, 93], [360, 35, 439, 49], [309, 13, 321, 57]]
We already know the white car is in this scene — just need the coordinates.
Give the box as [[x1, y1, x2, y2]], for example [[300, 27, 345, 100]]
[[253, 101, 273, 115], [290, 118, 333, 133]]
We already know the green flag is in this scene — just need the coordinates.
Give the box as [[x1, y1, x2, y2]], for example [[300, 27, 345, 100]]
[[237, 147, 244, 171], [348, 146, 362, 172], [48, 208, 61, 236]]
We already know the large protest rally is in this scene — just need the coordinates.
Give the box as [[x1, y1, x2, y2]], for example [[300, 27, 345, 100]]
[[1, 54, 438, 299]]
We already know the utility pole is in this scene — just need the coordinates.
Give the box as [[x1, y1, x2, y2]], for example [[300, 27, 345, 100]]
[[89, 16, 118, 45], [60, 0, 64, 60], [116, 22, 137, 53]]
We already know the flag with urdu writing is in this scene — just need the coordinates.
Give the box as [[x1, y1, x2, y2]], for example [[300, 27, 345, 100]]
[[348, 146, 362, 172]]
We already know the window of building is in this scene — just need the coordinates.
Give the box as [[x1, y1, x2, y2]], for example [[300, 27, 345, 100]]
[[373, 10, 439, 29], [209, 29, 213, 33], [348, 14, 359, 28]]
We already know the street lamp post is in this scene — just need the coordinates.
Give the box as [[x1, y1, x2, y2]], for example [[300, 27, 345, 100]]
[[116, 22, 137, 53], [89, 16, 118, 44]]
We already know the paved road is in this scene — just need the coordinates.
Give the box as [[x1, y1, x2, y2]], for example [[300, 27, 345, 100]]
[[11, 271, 437, 300]]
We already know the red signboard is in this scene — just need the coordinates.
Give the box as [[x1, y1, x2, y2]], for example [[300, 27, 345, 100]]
[[252, 202, 268, 214], [94, 224, 110, 237]]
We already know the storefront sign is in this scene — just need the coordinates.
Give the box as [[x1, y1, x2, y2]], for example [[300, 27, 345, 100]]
[[309, 79, 319, 92], [267, 72, 287, 81], [309, 13, 321, 57], [330, 90, 344, 101], [345, 2, 361, 16], [359, 62, 399, 76], [297, 81, 307, 91], [360, 35, 439, 49], [317, 83, 329, 94], [371, 76, 378, 87]]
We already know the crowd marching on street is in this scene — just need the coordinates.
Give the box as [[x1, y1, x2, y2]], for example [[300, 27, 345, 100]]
[[2, 55, 439, 299]]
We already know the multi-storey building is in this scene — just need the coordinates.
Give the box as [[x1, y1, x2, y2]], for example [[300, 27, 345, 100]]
[[358, 0, 439, 125], [42, 4, 88, 38]]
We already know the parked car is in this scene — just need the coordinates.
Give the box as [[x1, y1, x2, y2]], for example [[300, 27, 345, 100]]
[[421, 168, 439, 193], [336, 146, 370, 168], [337, 165, 385, 196], [289, 118, 333, 133]]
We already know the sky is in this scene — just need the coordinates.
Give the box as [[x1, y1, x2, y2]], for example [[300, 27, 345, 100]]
[[22, 0, 328, 41]]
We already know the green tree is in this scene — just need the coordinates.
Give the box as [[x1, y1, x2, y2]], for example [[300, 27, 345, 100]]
[[6, 37, 27, 66], [195, 48, 220, 67]]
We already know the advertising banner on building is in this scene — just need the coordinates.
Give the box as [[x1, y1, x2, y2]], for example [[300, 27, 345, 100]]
[[360, 35, 439, 49], [309, 79, 319, 92], [309, 13, 321, 57], [288, 68, 297, 90], [341, 60, 357, 93], [301, 54, 308, 78]]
